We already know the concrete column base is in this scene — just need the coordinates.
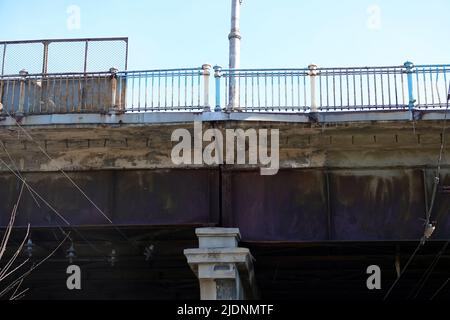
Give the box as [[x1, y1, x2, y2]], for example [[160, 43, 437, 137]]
[[184, 228, 258, 300]]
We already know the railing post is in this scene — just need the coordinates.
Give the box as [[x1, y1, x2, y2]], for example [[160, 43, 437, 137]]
[[214, 66, 222, 112], [202, 64, 212, 112], [42, 41, 49, 75], [109, 67, 119, 113], [18, 69, 28, 116], [404, 61, 416, 110], [308, 64, 318, 112], [0, 76, 3, 113]]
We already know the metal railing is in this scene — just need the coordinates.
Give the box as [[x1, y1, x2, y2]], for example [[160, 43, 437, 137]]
[[0, 70, 120, 114], [121, 65, 211, 112], [0, 65, 212, 115], [0, 62, 449, 116], [214, 63, 450, 112]]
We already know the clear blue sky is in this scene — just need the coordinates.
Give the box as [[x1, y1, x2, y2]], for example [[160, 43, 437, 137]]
[[1, 0, 450, 70]]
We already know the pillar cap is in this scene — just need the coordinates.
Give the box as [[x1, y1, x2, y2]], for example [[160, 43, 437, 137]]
[[196, 227, 241, 249], [196, 227, 241, 239], [19, 69, 28, 77]]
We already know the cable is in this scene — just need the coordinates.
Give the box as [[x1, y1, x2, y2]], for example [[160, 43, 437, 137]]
[[383, 244, 422, 300], [408, 241, 448, 299], [384, 71, 450, 300], [4, 116, 113, 224], [0, 155, 105, 255], [430, 278, 450, 300], [1, 109, 138, 249]]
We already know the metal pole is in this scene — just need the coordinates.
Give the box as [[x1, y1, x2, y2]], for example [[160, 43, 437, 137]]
[[42, 41, 49, 75], [83, 40, 89, 73], [404, 61, 415, 111], [1, 44, 6, 76], [228, 0, 242, 111]]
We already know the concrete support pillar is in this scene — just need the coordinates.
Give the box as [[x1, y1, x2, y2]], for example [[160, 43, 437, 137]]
[[184, 228, 257, 300]]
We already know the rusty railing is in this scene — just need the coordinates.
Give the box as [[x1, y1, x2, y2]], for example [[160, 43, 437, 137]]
[[0, 65, 212, 115]]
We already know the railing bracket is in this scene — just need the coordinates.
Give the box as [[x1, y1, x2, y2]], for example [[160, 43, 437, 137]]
[[308, 112, 319, 123], [412, 109, 424, 121]]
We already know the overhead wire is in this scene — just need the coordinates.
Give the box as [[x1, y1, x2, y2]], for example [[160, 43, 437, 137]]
[[384, 68, 449, 300]]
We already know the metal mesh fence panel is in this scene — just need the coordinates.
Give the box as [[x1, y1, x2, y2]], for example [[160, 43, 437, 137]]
[[47, 41, 86, 73], [85, 40, 128, 72], [0, 38, 128, 75], [2, 42, 44, 75]]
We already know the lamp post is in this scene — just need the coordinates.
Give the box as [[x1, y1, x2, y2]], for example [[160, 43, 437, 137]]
[[228, 0, 242, 111]]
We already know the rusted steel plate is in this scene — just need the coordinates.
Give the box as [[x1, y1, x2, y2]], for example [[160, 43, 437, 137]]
[[222, 170, 329, 241], [329, 169, 427, 240], [0, 169, 219, 227]]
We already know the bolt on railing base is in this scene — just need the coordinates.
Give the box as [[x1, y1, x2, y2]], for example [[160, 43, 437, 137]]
[[108, 106, 125, 115]]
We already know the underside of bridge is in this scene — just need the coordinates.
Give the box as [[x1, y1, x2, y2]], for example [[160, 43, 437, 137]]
[[4, 228, 450, 300], [1, 115, 450, 300]]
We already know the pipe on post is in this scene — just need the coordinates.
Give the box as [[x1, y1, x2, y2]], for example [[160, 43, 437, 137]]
[[202, 64, 212, 112], [404, 61, 416, 111], [228, 0, 242, 112], [18, 69, 28, 115], [214, 66, 222, 112], [308, 64, 318, 112], [109, 67, 119, 113]]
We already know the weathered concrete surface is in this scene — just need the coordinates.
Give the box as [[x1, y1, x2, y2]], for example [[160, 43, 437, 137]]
[[0, 120, 448, 172]]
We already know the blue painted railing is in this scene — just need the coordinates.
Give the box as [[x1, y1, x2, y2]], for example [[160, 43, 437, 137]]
[[215, 63, 450, 112], [0, 63, 449, 115]]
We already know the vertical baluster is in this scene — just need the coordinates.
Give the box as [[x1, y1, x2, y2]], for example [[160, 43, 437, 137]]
[[291, 72, 294, 111], [430, 67, 435, 106], [416, 68, 421, 108], [366, 68, 371, 109], [346, 69, 350, 109], [400, 68, 406, 107], [380, 69, 385, 107], [271, 73, 274, 111], [225, 73, 228, 107], [165, 71, 168, 110], [144, 72, 148, 111], [444, 66, 448, 108], [257, 72, 261, 110], [393, 68, 399, 106], [339, 69, 343, 109], [326, 71, 330, 109], [332, 70, 336, 109], [251, 74, 255, 110], [284, 72, 287, 110], [303, 72, 307, 111], [373, 69, 378, 108], [352, 70, 356, 109], [310, 74, 312, 111], [359, 69, 364, 109], [387, 69, 392, 107], [191, 70, 194, 109], [423, 67, 428, 106], [264, 73, 267, 111], [277, 73, 281, 110]]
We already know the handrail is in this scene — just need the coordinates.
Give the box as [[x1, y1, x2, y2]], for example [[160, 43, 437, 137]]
[[0, 62, 449, 115]]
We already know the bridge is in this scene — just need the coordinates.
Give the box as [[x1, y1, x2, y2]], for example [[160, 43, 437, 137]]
[[1, 38, 450, 300]]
